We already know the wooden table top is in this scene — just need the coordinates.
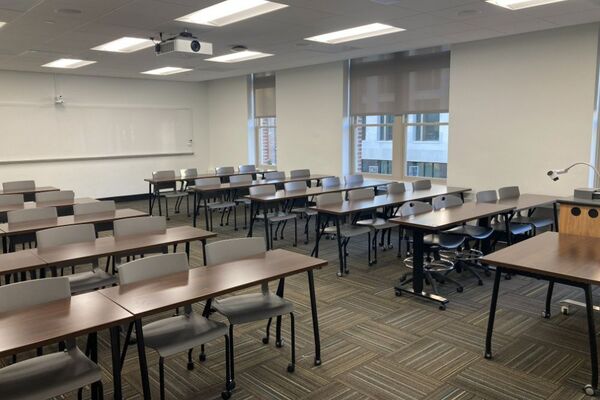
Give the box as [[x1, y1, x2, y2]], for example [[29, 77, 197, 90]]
[[311, 186, 471, 216], [390, 202, 514, 231], [0, 208, 147, 236], [99, 249, 327, 318], [145, 169, 276, 184], [0, 186, 59, 196], [482, 232, 600, 285], [188, 174, 335, 194], [0, 197, 98, 214], [496, 194, 558, 211], [0, 249, 47, 275], [246, 179, 396, 203], [33, 226, 216, 267], [0, 291, 133, 358]]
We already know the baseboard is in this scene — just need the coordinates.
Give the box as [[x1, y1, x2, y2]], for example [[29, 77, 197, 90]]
[[98, 193, 149, 203]]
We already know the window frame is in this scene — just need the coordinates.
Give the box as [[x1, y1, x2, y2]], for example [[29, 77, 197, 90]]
[[255, 116, 277, 168], [351, 115, 395, 176]]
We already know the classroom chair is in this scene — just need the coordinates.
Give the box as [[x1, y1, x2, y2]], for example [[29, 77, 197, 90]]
[[216, 166, 235, 175], [230, 174, 253, 229], [37, 224, 117, 293], [290, 169, 310, 179], [0, 277, 104, 399], [349, 188, 396, 258], [344, 174, 364, 186], [398, 201, 464, 295], [498, 186, 554, 233], [322, 176, 340, 188], [2, 180, 35, 192], [205, 237, 296, 392], [152, 171, 189, 220], [6, 207, 58, 253], [118, 253, 232, 400], [412, 179, 432, 190], [285, 180, 317, 244], [112, 216, 169, 270], [73, 200, 116, 215], [249, 185, 297, 248], [194, 177, 237, 231], [238, 164, 256, 173], [264, 171, 285, 180], [36, 190, 75, 216], [476, 190, 532, 245], [0, 194, 24, 223]]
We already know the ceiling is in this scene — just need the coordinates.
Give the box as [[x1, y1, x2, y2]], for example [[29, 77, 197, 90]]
[[0, 0, 600, 82]]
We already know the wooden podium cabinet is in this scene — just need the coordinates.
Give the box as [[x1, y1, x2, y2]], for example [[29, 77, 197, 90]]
[[557, 197, 600, 237]]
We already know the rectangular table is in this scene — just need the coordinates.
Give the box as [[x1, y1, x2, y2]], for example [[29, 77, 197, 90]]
[[0, 186, 59, 202], [389, 202, 514, 308], [311, 186, 471, 277], [99, 249, 328, 400], [0, 291, 133, 400], [497, 193, 559, 234], [481, 232, 600, 396], [0, 197, 98, 215]]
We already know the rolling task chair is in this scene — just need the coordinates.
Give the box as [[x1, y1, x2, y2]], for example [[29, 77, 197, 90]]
[[476, 190, 532, 246]]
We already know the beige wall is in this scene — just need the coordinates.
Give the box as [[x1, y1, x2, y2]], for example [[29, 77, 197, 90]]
[[448, 24, 599, 196], [0, 71, 208, 198], [276, 62, 346, 176]]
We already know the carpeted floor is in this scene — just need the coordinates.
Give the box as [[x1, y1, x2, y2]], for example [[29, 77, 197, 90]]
[[6, 199, 600, 399]]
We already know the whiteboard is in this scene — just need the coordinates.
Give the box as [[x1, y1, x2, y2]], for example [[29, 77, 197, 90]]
[[0, 103, 193, 163]]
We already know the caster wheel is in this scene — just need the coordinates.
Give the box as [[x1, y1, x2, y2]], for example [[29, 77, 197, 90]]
[[457, 287, 463, 293], [187, 362, 194, 371], [439, 304, 446, 310], [485, 270, 491, 277], [314, 359, 321, 366], [395, 290, 402, 297], [484, 352, 492, 359], [585, 385, 597, 396], [199, 353, 206, 362], [234, 228, 238, 232], [221, 390, 232, 400], [505, 274, 512, 280], [345, 269, 350, 275], [228, 381, 236, 390], [287, 364, 295, 373], [477, 280, 483, 286], [561, 306, 570, 315], [304, 241, 309, 245], [293, 243, 297, 247], [381, 247, 386, 252], [276, 339, 284, 348], [336, 272, 343, 277], [262, 337, 269, 344], [541, 311, 551, 319]]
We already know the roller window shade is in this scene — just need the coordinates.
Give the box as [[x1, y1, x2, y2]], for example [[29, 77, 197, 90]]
[[350, 50, 450, 116], [254, 74, 276, 118]]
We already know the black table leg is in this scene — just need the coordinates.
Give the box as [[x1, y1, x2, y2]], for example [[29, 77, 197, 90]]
[[553, 202, 559, 232], [247, 201, 255, 237], [543, 281, 554, 318], [2, 236, 6, 254], [193, 191, 198, 227], [110, 326, 123, 400], [148, 183, 153, 214], [485, 267, 502, 359], [479, 217, 492, 253], [584, 284, 599, 396], [185, 241, 190, 260], [201, 239, 207, 266], [134, 319, 151, 400], [311, 213, 322, 257], [204, 198, 210, 231], [275, 278, 285, 347], [89, 332, 99, 400], [335, 216, 344, 277], [307, 270, 321, 365], [263, 203, 270, 250]]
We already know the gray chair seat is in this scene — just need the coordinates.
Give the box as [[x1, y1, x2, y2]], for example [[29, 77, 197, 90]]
[[207, 201, 236, 210], [424, 234, 465, 249], [68, 270, 117, 293], [510, 215, 554, 229], [235, 198, 251, 205], [445, 225, 494, 240], [213, 293, 293, 325], [161, 191, 188, 198], [492, 222, 532, 235], [0, 347, 101, 400], [142, 313, 228, 357], [357, 217, 396, 230], [269, 212, 297, 223], [324, 224, 372, 238], [291, 207, 317, 216]]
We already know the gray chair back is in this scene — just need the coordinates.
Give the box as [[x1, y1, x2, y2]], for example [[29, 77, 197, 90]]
[[344, 174, 364, 186], [322, 177, 340, 189], [152, 170, 177, 191], [195, 177, 221, 187], [284, 181, 307, 191], [118, 253, 189, 285], [432, 194, 463, 211], [0, 277, 70, 314], [35, 190, 74, 203], [398, 201, 433, 217], [347, 188, 374, 201], [412, 180, 432, 190], [0, 194, 24, 206], [387, 182, 406, 195], [3, 180, 35, 192], [216, 166, 235, 175], [8, 207, 57, 223], [476, 190, 498, 203], [229, 174, 253, 184], [290, 169, 310, 179], [114, 216, 167, 237], [180, 168, 198, 178], [37, 224, 96, 248], [239, 165, 256, 173], [249, 184, 276, 196], [316, 192, 342, 207], [498, 186, 520, 200], [265, 171, 285, 180], [73, 200, 116, 215]]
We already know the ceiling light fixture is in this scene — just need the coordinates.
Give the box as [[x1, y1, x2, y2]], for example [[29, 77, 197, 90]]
[[206, 50, 273, 63], [141, 67, 193, 75], [485, 0, 567, 10], [42, 58, 96, 69], [0, 22, 6, 28], [305, 23, 405, 44], [176, 0, 288, 26], [92, 37, 154, 53]]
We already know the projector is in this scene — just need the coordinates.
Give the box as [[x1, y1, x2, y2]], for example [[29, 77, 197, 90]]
[[155, 32, 212, 56]]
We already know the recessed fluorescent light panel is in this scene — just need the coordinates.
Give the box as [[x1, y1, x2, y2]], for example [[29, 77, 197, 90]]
[[176, 0, 288, 26], [141, 67, 193, 76], [485, 0, 567, 10], [42, 58, 96, 69], [305, 23, 405, 44], [206, 50, 273, 63], [0, 22, 6, 28], [92, 37, 154, 53]]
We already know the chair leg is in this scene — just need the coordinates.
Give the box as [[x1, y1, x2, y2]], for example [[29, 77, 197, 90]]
[[222, 335, 232, 399], [270, 223, 274, 249], [304, 215, 311, 244], [243, 204, 248, 229], [96, 381, 104, 400], [233, 206, 238, 231], [158, 195, 163, 216], [229, 325, 236, 387], [77, 388, 83, 400], [165, 197, 170, 221], [199, 344, 206, 361], [293, 218, 298, 247], [187, 348, 194, 370], [159, 357, 166, 400], [287, 312, 296, 373], [186, 195, 190, 217], [263, 318, 272, 344]]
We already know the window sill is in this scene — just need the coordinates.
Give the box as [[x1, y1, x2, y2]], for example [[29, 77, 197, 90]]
[[362, 172, 447, 184]]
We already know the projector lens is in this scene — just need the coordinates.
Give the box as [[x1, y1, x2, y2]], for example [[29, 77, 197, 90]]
[[190, 40, 200, 52]]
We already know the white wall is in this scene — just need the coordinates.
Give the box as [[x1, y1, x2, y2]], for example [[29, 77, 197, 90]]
[[448, 24, 599, 196], [0, 70, 208, 198], [276, 62, 345, 176], [207, 76, 249, 169]]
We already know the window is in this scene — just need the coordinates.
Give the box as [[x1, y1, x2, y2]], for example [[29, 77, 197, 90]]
[[405, 112, 448, 178], [256, 116, 277, 166], [352, 115, 394, 175]]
